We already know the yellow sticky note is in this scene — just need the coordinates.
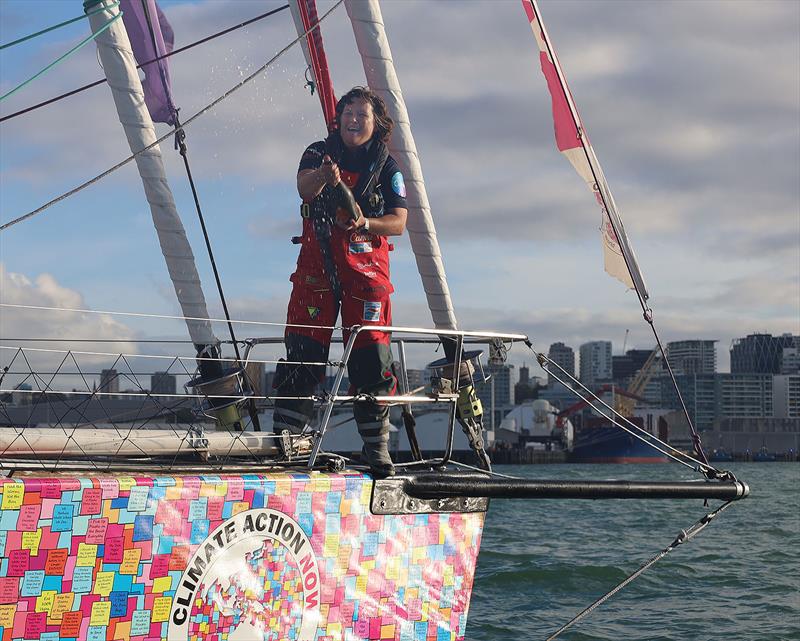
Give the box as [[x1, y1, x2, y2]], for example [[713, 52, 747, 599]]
[[21, 529, 42, 555], [385, 559, 399, 581], [117, 477, 135, 492], [275, 479, 291, 495], [355, 575, 367, 595], [35, 591, 55, 613], [165, 486, 182, 500], [1, 483, 23, 509], [323, 534, 338, 558], [315, 477, 331, 493], [152, 576, 173, 594], [119, 548, 142, 575], [0, 604, 16, 628], [90, 600, 112, 626], [93, 571, 115, 597], [48, 592, 74, 623], [151, 596, 172, 622], [231, 501, 249, 516], [381, 624, 396, 638], [76, 543, 98, 566]]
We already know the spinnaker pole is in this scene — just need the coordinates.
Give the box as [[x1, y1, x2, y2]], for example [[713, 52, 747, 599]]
[[84, 0, 217, 352]]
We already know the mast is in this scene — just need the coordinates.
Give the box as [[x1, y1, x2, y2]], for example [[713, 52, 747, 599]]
[[84, 0, 217, 349], [345, 0, 458, 332]]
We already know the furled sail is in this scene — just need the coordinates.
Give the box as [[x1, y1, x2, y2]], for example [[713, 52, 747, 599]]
[[119, 0, 177, 125], [289, 0, 338, 128], [85, 0, 216, 347], [521, 0, 649, 299], [345, 0, 458, 331]]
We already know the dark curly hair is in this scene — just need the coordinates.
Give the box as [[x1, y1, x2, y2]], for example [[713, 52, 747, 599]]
[[335, 86, 394, 143]]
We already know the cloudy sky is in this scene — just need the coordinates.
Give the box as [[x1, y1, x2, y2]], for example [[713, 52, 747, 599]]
[[1, 0, 798, 380]]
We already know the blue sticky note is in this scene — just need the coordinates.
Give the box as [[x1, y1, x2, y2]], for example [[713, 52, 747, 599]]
[[130, 610, 150, 636], [298, 512, 314, 537], [296, 492, 312, 514], [325, 491, 341, 514], [0, 510, 21, 531], [127, 486, 149, 512], [0, 531, 7, 554], [42, 576, 62, 592], [40, 634, 59, 641], [156, 535, 174, 555], [51, 505, 73, 532], [71, 566, 93, 593], [109, 591, 128, 617], [87, 626, 106, 641], [362, 532, 378, 558], [20, 570, 45, 597], [188, 498, 207, 521], [112, 574, 133, 593], [325, 513, 340, 534], [132, 515, 153, 542], [190, 520, 209, 544], [251, 488, 265, 508], [71, 515, 89, 536]]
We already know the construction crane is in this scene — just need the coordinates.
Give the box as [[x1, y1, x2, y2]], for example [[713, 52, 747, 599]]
[[615, 347, 662, 417]]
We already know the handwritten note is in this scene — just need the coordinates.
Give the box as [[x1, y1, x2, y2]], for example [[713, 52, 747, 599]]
[[1, 483, 24, 509], [119, 548, 142, 575], [80, 488, 102, 515], [85, 518, 109, 544]]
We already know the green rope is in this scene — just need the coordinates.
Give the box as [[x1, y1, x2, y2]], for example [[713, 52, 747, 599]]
[[0, 12, 122, 103], [0, 1, 120, 51]]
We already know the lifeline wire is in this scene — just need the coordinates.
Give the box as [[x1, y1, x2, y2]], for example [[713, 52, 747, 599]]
[[0, 4, 290, 124], [0, 0, 344, 231], [545, 499, 736, 640]]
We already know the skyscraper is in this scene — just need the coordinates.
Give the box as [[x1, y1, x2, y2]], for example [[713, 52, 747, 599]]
[[666, 340, 717, 375], [151, 372, 177, 396], [99, 369, 119, 398], [579, 341, 612, 389], [730, 333, 798, 374], [547, 342, 575, 388]]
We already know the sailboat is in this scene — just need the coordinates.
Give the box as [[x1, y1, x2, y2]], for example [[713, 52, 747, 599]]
[[0, 1, 749, 640]]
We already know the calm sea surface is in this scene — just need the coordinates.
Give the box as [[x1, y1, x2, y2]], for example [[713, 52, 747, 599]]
[[466, 463, 800, 641]]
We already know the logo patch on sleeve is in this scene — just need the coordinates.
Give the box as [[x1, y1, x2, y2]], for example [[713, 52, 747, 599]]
[[363, 301, 381, 322], [391, 171, 406, 198], [307, 306, 320, 319]]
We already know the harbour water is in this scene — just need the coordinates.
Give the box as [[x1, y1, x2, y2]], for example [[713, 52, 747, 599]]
[[467, 463, 800, 640]]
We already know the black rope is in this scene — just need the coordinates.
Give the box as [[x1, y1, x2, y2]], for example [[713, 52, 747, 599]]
[[0, 4, 290, 125], [139, 0, 262, 431]]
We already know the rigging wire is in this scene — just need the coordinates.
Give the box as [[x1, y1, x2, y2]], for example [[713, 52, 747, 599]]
[[0, 1, 120, 50], [0, 4, 290, 124], [528, 340, 724, 478], [0, 12, 122, 102], [0, 0, 344, 232], [545, 499, 737, 640]]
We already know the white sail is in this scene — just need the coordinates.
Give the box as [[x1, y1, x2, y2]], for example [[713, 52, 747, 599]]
[[345, 0, 458, 331], [86, 1, 216, 346]]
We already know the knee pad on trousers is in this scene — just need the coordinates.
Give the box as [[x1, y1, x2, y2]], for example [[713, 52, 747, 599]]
[[347, 343, 396, 396]]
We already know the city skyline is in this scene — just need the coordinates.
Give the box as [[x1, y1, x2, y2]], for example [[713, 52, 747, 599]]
[[1, 0, 798, 377]]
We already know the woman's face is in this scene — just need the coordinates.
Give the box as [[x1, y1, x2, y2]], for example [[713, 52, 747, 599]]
[[339, 97, 375, 149]]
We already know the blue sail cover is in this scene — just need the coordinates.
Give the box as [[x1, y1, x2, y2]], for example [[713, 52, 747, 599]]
[[120, 0, 177, 124]]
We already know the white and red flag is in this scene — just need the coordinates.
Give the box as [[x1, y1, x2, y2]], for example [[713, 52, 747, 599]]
[[521, 0, 648, 298]]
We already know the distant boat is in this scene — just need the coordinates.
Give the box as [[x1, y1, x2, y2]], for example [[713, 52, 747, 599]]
[[752, 446, 777, 462], [709, 448, 734, 462]]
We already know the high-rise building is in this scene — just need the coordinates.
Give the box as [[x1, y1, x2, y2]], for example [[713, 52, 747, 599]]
[[150, 372, 177, 396], [99, 369, 119, 398], [716, 373, 773, 418], [666, 340, 717, 375], [730, 333, 797, 374], [661, 374, 717, 431], [475, 363, 514, 428], [579, 341, 612, 389], [773, 375, 800, 419], [547, 342, 575, 388], [612, 349, 653, 385]]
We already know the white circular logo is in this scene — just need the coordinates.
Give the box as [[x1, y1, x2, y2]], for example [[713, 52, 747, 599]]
[[167, 509, 320, 641]]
